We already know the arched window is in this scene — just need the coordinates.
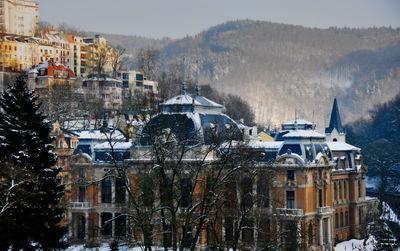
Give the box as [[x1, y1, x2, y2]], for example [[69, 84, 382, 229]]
[[101, 176, 112, 203], [308, 222, 313, 244], [345, 211, 349, 226]]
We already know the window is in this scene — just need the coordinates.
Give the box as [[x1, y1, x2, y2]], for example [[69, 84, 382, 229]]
[[314, 144, 323, 155], [241, 177, 253, 208], [180, 178, 192, 208], [340, 212, 343, 227], [242, 218, 254, 243], [339, 181, 342, 200], [79, 168, 85, 178], [224, 217, 233, 242], [304, 144, 314, 161], [287, 170, 295, 182], [78, 186, 85, 202], [308, 222, 313, 244], [115, 177, 126, 204], [279, 144, 302, 155], [136, 81, 143, 87], [101, 176, 112, 203], [287, 190, 295, 209], [257, 179, 270, 208], [141, 176, 154, 207], [136, 73, 143, 81], [335, 213, 339, 228], [345, 211, 348, 226], [318, 189, 323, 208], [64, 175, 68, 184], [344, 181, 347, 200], [225, 179, 237, 208], [115, 213, 126, 237], [334, 183, 337, 202], [358, 180, 361, 198], [101, 213, 112, 236]]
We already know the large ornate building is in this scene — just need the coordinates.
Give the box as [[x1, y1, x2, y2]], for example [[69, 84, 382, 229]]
[[65, 90, 373, 250]]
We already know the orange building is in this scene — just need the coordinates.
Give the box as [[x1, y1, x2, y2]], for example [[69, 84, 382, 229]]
[[65, 94, 373, 250]]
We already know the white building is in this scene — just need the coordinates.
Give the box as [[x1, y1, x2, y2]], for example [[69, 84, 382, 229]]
[[0, 0, 39, 36], [117, 70, 158, 96]]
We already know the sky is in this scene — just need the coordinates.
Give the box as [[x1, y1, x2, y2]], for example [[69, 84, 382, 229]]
[[37, 0, 400, 39]]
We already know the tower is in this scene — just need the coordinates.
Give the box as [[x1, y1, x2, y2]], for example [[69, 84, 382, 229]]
[[325, 98, 346, 142]]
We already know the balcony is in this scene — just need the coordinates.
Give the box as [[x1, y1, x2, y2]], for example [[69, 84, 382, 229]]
[[275, 208, 304, 217], [317, 206, 333, 215], [69, 202, 90, 209]]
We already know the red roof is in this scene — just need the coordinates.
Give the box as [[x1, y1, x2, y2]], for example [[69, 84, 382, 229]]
[[42, 61, 75, 78]]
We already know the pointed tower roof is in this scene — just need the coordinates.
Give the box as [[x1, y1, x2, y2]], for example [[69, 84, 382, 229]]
[[325, 98, 345, 134]]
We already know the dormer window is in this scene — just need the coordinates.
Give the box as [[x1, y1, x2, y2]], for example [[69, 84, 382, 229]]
[[287, 170, 295, 182]]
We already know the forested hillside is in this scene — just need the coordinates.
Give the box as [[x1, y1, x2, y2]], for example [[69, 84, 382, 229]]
[[104, 20, 400, 127], [346, 94, 400, 183]]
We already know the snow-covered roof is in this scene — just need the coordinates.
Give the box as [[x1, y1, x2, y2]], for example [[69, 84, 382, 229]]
[[28, 68, 38, 74], [162, 94, 222, 107], [84, 75, 122, 83], [282, 119, 314, 126], [73, 129, 125, 141], [326, 141, 360, 151], [283, 130, 325, 139], [247, 141, 283, 150], [94, 142, 132, 150], [281, 118, 316, 130]]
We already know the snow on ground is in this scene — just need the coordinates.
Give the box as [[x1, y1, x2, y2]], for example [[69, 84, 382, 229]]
[[334, 236, 376, 251], [66, 245, 165, 251]]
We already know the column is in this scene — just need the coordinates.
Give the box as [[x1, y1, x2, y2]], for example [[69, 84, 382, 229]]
[[98, 213, 101, 239], [68, 211, 73, 238], [112, 213, 115, 238], [85, 212, 89, 241], [319, 219, 323, 246], [111, 177, 115, 204], [222, 217, 226, 242], [327, 217, 332, 245], [297, 221, 301, 245]]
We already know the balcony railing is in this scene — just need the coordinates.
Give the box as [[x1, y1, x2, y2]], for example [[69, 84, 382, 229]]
[[69, 202, 90, 209], [276, 208, 304, 216], [317, 206, 333, 215]]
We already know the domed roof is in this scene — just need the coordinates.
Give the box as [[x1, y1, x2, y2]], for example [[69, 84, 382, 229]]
[[161, 94, 225, 114], [140, 89, 242, 145]]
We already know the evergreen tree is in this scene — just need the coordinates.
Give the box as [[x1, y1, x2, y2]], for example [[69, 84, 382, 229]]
[[0, 77, 67, 250]]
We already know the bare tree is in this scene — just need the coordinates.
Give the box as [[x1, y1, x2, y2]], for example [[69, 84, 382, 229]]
[[111, 46, 127, 78], [38, 81, 81, 127], [136, 47, 160, 80]]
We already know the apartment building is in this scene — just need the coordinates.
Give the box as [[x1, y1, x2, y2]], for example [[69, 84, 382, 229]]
[[82, 75, 123, 111], [0, 33, 38, 71], [0, 0, 39, 36]]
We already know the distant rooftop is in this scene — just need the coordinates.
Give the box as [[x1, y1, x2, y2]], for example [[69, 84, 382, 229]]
[[282, 119, 316, 130]]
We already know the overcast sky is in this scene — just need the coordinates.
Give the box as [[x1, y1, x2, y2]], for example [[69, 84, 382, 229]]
[[37, 0, 400, 39]]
